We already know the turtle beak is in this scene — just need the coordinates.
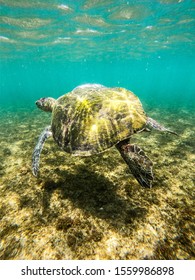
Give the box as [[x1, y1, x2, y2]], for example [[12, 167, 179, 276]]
[[35, 98, 45, 109], [35, 100, 40, 108], [35, 98, 44, 109]]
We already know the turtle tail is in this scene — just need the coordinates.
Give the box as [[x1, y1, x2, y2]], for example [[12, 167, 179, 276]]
[[32, 126, 52, 176], [146, 117, 178, 135]]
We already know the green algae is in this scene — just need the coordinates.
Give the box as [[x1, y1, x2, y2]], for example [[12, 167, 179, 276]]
[[0, 106, 194, 260]]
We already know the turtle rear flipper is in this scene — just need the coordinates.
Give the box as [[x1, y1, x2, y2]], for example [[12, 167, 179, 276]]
[[147, 117, 177, 135], [32, 126, 52, 176], [116, 142, 153, 188]]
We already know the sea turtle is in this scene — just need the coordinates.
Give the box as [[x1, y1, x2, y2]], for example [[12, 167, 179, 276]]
[[32, 84, 176, 188]]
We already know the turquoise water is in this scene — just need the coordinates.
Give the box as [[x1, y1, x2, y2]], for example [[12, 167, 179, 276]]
[[1, 0, 195, 108], [0, 0, 195, 260]]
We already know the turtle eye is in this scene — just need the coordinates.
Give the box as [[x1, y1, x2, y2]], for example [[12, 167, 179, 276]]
[[40, 98, 46, 103]]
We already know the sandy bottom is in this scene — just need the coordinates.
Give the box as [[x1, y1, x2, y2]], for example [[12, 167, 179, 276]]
[[0, 106, 194, 260]]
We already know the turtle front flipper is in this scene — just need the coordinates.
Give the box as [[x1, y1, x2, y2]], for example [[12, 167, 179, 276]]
[[116, 140, 153, 188], [32, 126, 52, 176], [146, 117, 177, 135]]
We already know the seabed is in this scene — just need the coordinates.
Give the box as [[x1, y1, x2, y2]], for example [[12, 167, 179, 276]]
[[0, 106, 194, 260]]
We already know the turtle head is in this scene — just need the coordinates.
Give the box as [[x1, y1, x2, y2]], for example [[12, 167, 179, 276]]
[[35, 97, 56, 112]]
